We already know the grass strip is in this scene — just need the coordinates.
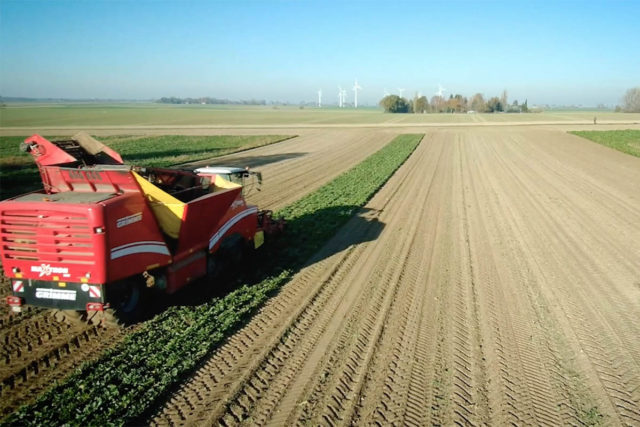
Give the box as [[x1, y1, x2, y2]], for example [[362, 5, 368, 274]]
[[570, 129, 640, 158], [0, 134, 294, 199], [3, 134, 423, 426]]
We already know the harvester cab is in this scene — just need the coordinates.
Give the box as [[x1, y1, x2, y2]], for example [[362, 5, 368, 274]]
[[194, 166, 263, 195]]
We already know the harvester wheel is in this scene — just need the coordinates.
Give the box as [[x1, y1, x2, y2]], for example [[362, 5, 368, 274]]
[[206, 254, 222, 281], [104, 280, 147, 326]]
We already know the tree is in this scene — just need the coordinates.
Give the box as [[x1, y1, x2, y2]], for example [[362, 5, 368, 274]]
[[430, 95, 446, 113], [521, 99, 529, 113], [413, 95, 429, 113], [501, 89, 508, 110], [379, 95, 410, 113], [622, 87, 640, 112], [486, 97, 503, 113], [469, 93, 486, 112]]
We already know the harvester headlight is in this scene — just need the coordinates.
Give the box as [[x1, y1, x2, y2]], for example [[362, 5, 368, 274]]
[[12, 267, 20, 274], [94, 227, 105, 234], [85, 272, 91, 278]]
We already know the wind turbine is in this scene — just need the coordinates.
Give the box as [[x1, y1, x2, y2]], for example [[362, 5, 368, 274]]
[[353, 79, 362, 108], [398, 88, 405, 98], [342, 88, 347, 107], [436, 84, 446, 97], [318, 89, 322, 108], [338, 86, 343, 108]]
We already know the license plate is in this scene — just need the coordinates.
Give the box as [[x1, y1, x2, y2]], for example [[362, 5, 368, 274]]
[[35, 288, 77, 301]]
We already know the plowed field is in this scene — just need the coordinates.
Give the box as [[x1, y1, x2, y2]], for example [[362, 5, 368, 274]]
[[149, 127, 640, 426], [2, 125, 640, 425]]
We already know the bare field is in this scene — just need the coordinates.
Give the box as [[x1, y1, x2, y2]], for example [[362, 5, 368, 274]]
[[149, 127, 640, 425], [2, 125, 640, 424], [1, 103, 639, 134]]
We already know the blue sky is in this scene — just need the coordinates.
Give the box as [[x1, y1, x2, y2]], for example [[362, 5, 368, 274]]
[[1, 0, 638, 106]]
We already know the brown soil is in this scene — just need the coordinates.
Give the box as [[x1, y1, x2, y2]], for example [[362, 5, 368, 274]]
[[148, 127, 640, 426], [0, 304, 132, 418]]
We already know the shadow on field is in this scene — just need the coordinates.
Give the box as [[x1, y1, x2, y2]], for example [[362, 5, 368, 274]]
[[122, 146, 231, 164], [136, 205, 384, 422], [185, 152, 307, 169], [164, 205, 385, 309]]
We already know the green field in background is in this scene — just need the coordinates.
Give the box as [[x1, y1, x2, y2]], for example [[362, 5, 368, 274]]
[[570, 129, 640, 158], [1, 103, 639, 127]]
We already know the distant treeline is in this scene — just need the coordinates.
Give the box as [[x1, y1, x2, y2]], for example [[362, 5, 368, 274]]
[[379, 90, 531, 114], [156, 97, 267, 105]]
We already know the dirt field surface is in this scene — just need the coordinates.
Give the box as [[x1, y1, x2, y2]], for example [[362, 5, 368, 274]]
[[0, 283, 134, 418], [148, 127, 640, 426], [2, 124, 640, 424]]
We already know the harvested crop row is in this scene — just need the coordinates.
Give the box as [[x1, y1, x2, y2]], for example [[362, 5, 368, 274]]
[[4, 134, 423, 426]]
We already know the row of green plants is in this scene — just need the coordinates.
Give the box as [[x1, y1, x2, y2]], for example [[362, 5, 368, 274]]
[[4, 134, 424, 426], [0, 134, 293, 199], [570, 129, 640, 158]]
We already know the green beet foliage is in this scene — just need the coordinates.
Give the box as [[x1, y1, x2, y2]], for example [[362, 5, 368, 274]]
[[4, 134, 423, 426]]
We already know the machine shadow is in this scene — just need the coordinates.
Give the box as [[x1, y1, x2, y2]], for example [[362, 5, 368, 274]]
[[184, 152, 307, 169], [165, 205, 385, 309], [135, 206, 384, 423]]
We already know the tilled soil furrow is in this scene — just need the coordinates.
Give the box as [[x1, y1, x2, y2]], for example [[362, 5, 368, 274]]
[[8, 126, 639, 425], [337, 138, 447, 426], [150, 134, 434, 426], [471, 135, 609, 424], [288, 151, 436, 424], [151, 127, 640, 426], [1, 312, 68, 363], [480, 132, 640, 424], [0, 320, 128, 418], [150, 235, 370, 425]]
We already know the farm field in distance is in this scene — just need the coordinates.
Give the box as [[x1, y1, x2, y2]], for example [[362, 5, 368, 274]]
[[1, 102, 640, 130], [1, 108, 640, 425]]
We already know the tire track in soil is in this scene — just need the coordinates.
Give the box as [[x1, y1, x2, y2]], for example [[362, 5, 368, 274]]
[[460, 133, 577, 425], [351, 134, 451, 426], [290, 139, 446, 427], [484, 131, 640, 425], [0, 309, 130, 418], [150, 127, 640, 426], [6, 127, 640, 425], [148, 135, 439, 425], [159, 127, 640, 426]]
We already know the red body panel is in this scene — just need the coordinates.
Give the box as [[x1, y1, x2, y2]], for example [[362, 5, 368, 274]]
[[177, 187, 242, 254], [23, 134, 77, 167], [103, 192, 172, 283], [0, 199, 108, 284]]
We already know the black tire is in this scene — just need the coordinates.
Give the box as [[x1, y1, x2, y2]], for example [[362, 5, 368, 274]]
[[105, 280, 147, 326]]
